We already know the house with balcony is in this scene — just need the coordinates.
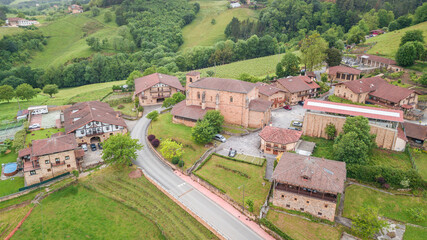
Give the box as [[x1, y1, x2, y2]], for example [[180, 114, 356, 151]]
[[259, 126, 302, 155], [63, 101, 127, 145], [326, 65, 362, 82], [255, 82, 287, 109], [272, 152, 346, 221], [273, 76, 320, 105], [18, 134, 84, 186], [6, 18, 39, 27], [133, 73, 185, 106]]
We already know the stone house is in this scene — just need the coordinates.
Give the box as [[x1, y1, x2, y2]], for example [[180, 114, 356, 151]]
[[334, 77, 418, 109], [18, 134, 84, 186], [271, 152, 346, 221], [326, 65, 362, 82], [133, 73, 185, 106], [356, 54, 403, 72], [255, 82, 287, 109], [171, 72, 272, 128], [302, 99, 407, 151], [63, 101, 127, 145], [403, 122, 427, 150], [259, 126, 302, 155], [273, 76, 320, 105], [68, 4, 83, 14]]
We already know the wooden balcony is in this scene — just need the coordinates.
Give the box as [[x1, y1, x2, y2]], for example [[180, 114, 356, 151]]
[[51, 161, 66, 167], [276, 184, 337, 203]]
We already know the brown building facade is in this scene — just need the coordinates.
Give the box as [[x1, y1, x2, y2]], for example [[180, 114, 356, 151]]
[[273, 76, 320, 105], [256, 82, 287, 109], [272, 152, 346, 221], [326, 65, 362, 82], [259, 126, 302, 155]]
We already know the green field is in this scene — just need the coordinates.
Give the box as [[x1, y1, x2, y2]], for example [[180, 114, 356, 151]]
[[343, 184, 427, 227], [410, 148, 427, 180], [366, 21, 427, 60], [180, 0, 258, 50], [0, 205, 32, 238], [195, 154, 269, 213], [25, 128, 65, 145], [0, 80, 125, 122], [0, 177, 24, 197], [403, 225, 427, 240], [266, 210, 342, 240], [147, 113, 208, 169], [0, 26, 24, 38]]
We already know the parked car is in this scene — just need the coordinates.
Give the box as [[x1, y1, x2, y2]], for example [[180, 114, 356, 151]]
[[298, 101, 304, 106], [90, 143, 97, 151], [283, 105, 292, 110], [228, 148, 237, 157], [414, 139, 423, 144], [81, 144, 88, 152], [213, 134, 226, 143], [98, 142, 103, 149], [288, 127, 301, 131], [28, 123, 40, 129], [292, 121, 303, 127]]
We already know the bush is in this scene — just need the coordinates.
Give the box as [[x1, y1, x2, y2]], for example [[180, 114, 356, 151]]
[[382, 183, 390, 189], [138, 106, 144, 112], [147, 135, 155, 141], [376, 177, 386, 184], [172, 156, 180, 164], [178, 160, 184, 167], [147, 111, 159, 121], [117, 104, 124, 109], [12, 129, 27, 152], [151, 139, 160, 148]]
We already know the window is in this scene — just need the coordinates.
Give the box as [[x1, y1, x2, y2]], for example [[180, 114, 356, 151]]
[[45, 160, 50, 164], [300, 208, 304, 211], [281, 195, 284, 198], [286, 204, 290, 208], [106, 126, 109, 130], [47, 169, 51, 172], [189, 77, 193, 83], [80, 130, 84, 134], [55, 158, 59, 162], [197, 92, 200, 99], [318, 212, 322, 216], [324, 204, 328, 208], [336, 73, 341, 79], [67, 164, 71, 168], [294, 198, 297, 201], [306, 201, 310, 204], [230, 96, 233, 103], [65, 156, 70, 160], [30, 170, 36, 175]]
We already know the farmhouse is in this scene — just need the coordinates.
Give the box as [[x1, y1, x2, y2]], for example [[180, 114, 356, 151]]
[[356, 54, 403, 72], [255, 82, 287, 109], [6, 18, 39, 27], [63, 101, 127, 145], [302, 99, 407, 151], [334, 76, 418, 109], [403, 122, 427, 149], [171, 72, 272, 128], [273, 76, 320, 105], [326, 65, 362, 82], [19, 134, 84, 186], [272, 152, 346, 222], [133, 73, 185, 106], [68, 4, 83, 14], [259, 126, 302, 155]]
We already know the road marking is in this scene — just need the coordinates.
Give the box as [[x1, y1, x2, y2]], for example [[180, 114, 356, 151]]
[[178, 188, 193, 198], [177, 183, 186, 187]]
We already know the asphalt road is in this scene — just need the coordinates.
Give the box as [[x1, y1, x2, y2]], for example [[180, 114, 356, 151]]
[[131, 116, 265, 240]]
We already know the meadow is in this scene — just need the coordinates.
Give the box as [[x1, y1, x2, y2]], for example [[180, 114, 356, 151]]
[[410, 149, 427, 180], [180, 0, 258, 50]]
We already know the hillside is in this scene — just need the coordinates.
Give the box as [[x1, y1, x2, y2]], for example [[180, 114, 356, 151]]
[[180, 0, 258, 50], [366, 21, 427, 59], [27, 9, 120, 68]]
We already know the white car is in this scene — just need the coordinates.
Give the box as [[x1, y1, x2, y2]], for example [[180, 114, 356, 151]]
[[81, 144, 88, 152], [213, 134, 226, 143], [28, 123, 40, 129]]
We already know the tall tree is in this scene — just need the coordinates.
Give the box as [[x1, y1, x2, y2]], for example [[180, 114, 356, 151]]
[[192, 119, 216, 144], [400, 30, 424, 46], [43, 84, 59, 97], [0, 85, 14, 102], [281, 52, 300, 77], [102, 133, 143, 167], [325, 48, 343, 67], [396, 42, 417, 67], [203, 110, 224, 133], [352, 206, 388, 239], [300, 33, 328, 71], [15, 83, 36, 101], [159, 139, 183, 159]]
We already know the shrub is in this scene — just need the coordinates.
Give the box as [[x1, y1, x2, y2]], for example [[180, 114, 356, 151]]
[[172, 156, 180, 164], [246, 199, 254, 212], [382, 183, 390, 189], [178, 160, 185, 167], [406, 207, 425, 222], [72, 170, 79, 178], [138, 106, 144, 112], [147, 135, 155, 141], [147, 111, 159, 121], [151, 139, 160, 148], [117, 104, 124, 109], [376, 177, 386, 184]]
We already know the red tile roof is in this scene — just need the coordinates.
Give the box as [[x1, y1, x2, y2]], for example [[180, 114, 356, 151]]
[[24, 161, 40, 172], [397, 126, 408, 142], [134, 73, 184, 95], [403, 122, 427, 140], [272, 152, 346, 193], [342, 77, 414, 103], [32, 134, 78, 156], [276, 76, 319, 93], [75, 149, 85, 158], [186, 71, 201, 76], [306, 71, 316, 77], [249, 99, 272, 112], [19, 147, 31, 158], [171, 101, 213, 121], [189, 77, 256, 94], [255, 82, 283, 96], [7, 18, 25, 21], [328, 65, 362, 75], [259, 126, 302, 145], [304, 99, 404, 122], [357, 54, 397, 65], [64, 101, 126, 134]]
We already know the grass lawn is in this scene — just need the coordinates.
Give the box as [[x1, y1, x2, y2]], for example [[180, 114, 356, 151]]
[[410, 148, 427, 180], [366, 21, 427, 60], [25, 128, 65, 145], [0, 80, 125, 122], [266, 210, 342, 240], [0, 177, 24, 197], [195, 154, 269, 213], [147, 113, 208, 169], [80, 166, 218, 239], [180, 0, 258, 50], [300, 136, 335, 160], [403, 225, 427, 240], [0, 26, 24, 39], [234, 154, 265, 166], [113, 102, 138, 117], [343, 184, 427, 227], [0, 205, 32, 238]]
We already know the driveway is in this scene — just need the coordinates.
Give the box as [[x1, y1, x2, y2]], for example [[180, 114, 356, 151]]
[[271, 104, 306, 129], [216, 132, 264, 158], [81, 148, 103, 168]]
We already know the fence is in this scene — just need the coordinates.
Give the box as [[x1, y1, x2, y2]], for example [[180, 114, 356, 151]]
[[18, 172, 70, 191]]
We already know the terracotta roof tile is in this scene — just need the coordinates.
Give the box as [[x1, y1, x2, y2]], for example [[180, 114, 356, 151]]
[[32, 134, 78, 156], [276, 76, 318, 93], [403, 122, 427, 140], [186, 71, 201, 76], [134, 73, 184, 94], [249, 99, 272, 112], [171, 101, 213, 121], [397, 125, 408, 142], [328, 65, 362, 75], [255, 82, 284, 96], [272, 152, 346, 193], [358, 54, 397, 65], [19, 147, 31, 158], [75, 149, 85, 158], [189, 77, 256, 94], [259, 126, 302, 145]]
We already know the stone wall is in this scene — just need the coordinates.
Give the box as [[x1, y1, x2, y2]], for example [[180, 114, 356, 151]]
[[172, 116, 196, 127], [75, 129, 128, 145]]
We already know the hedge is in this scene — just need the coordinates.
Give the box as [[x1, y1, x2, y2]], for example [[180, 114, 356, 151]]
[[347, 164, 426, 189], [212, 153, 265, 167], [259, 218, 293, 240]]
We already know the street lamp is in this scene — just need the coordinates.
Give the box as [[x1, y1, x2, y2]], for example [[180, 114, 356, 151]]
[[238, 184, 245, 212]]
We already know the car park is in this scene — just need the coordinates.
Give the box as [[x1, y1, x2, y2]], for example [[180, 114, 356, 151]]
[[228, 148, 237, 157], [81, 144, 88, 152], [292, 121, 303, 127], [213, 134, 226, 143], [90, 143, 97, 151], [283, 105, 292, 110]]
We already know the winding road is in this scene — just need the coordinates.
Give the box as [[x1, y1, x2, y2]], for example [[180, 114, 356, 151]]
[[131, 115, 266, 240]]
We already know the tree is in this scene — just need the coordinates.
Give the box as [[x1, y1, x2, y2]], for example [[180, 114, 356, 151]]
[[1, 76, 25, 89], [419, 73, 427, 87], [300, 33, 328, 71], [17, 12, 25, 18], [104, 11, 113, 23], [146, 110, 159, 121], [325, 123, 336, 140], [126, 70, 143, 89], [86, 37, 101, 51], [102, 133, 143, 167], [275, 63, 286, 78], [280, 52, 300, 77], [352, 206, 388, 238], [325, 48, 342, 67], [400, 30, 424, 46], [388, 20, 400, 31], [203, 110, 224, 133], [377, 9, 394, 28], [172, 92, 185, 103], [159, 139, 183, 159], [15, 83, 36, 101], [43, 84, 58, 97], [91, 6, 100, 17], [192, 119, 216, 144], [0, 85, 14, 102], [347, 26, 366, 45], [413, 2, 427, 24], [396, 42, 417, 67]]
